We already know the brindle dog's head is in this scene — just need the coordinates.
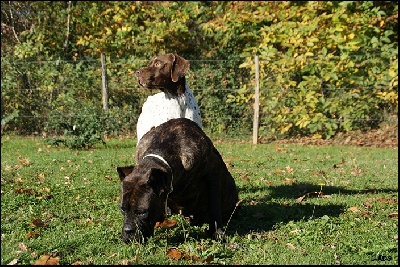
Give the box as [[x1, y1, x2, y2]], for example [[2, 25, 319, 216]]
[[135, 53, 190, 96], [117, 165, 170, 243]]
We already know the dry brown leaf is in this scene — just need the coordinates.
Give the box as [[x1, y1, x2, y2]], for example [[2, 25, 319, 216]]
[[5, 165, 12, 171], [26, 231, 39, 239], [14, 188, 35, 195], [104, 175, 113, 182], [363, 202, 373, 208], [361, 211, 371, 218], [167, 248, 182, 260], [348, 206, 360, 213], [30, 218, 47, 228], [274, 145, 286, 153], [241, 177, 250, 182], [71, 261, 83, 265], [18, 156, 31, 166], [34, 254, 59, 265], [351, 169, 362, 176], [320, 194, 332, 198], [297, 191, 328, 203], [7, 259, 18, 265], [155, 219, 177, 228], [17, 242, 29, 252], [388, 212, 398, 218], [284, 178, 296, 184], [205, 254, 214, 263], [376, 197, 398, 204], [38, 187, 50, 193], [285, 165, 294, 173], [286, 243, 296, 250], [296, 195, 306, 203], [121, 255, 140, 265]]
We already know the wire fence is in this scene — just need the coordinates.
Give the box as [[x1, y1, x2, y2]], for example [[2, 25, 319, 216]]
[[1, 55, 398, 142]]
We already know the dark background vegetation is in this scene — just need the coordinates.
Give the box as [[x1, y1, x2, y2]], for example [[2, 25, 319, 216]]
[[1, 1, 398, 147]]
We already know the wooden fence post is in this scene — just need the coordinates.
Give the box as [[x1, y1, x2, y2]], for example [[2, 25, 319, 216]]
[[101, 53, 109, 111], [252, 55, 260, 144]]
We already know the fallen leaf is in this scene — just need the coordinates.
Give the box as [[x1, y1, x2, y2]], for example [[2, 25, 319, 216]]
[[284, 178, 296, 184], [30, 218, 47, 228], [155, 219, 177, 228], [205, 254, 214, 263], [38, 187, 50, 193], [34, 254, 59, 265], [376, 197, 397, 204], [7, 259, 18, 265], [388, 212, 398, 218], [167, 248, 182, 260], [286, 243, 296, 250], [296, 191, 328, 203], [285, 165, 294, 173], [26, 232, 39, 239], [18, 156, 31, 166], [361, 211, 371, 218], [348, 206, 360, 213], [71, 261, 83, 265], [17, 242, 29, 252], [363, 202, 373, 208], [351, 169, 362, 176], [14, 188, 35, 195], [296, 195, 306, 203], [274, 145, 286, 153]]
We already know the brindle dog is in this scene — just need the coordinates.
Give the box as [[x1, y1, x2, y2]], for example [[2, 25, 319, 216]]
[[117, 118, 239, 243]]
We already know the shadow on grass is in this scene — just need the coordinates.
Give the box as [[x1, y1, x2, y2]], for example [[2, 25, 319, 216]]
[[227, 182, 398, 236], [266, 182, 399, 199]]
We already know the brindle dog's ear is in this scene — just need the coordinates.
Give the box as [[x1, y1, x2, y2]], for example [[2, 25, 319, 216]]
[[171, 53, 190, 82], [117, 166, 135, 181], [147, 168, 169, 196]]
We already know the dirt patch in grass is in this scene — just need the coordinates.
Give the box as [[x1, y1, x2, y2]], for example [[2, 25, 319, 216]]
[[263, 124, 398, 149]]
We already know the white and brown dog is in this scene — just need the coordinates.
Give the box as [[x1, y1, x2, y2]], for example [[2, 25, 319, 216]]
[[135, 53, 202, 142]]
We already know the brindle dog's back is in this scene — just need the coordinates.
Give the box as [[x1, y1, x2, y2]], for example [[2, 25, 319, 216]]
[[136, 118, 238, 227]]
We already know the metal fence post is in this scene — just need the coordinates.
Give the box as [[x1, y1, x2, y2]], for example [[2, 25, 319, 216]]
[[252, 55, 260, 144]]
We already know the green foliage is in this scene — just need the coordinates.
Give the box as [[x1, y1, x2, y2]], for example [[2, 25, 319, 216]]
[[1, 1, 398, 140], [238, 1, 398, 138], [45, 104, 107, 149]]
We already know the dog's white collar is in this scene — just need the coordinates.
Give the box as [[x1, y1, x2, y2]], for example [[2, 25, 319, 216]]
[[143, 153, 173, 216]]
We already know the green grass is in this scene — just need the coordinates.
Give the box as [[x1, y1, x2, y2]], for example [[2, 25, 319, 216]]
[[1, 135, 398, 265]]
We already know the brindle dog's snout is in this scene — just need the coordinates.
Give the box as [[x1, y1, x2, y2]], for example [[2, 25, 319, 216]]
[[121, 228, 139, 244]]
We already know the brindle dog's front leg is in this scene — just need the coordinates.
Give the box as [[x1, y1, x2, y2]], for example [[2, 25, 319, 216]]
[[206, 171, 225, 241]]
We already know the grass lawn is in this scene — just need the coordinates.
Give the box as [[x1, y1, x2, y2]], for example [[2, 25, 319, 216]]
[[1, 135, 398, 265]]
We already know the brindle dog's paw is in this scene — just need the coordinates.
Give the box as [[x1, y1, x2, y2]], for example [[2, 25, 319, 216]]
[[213, 228, 227, 242]]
